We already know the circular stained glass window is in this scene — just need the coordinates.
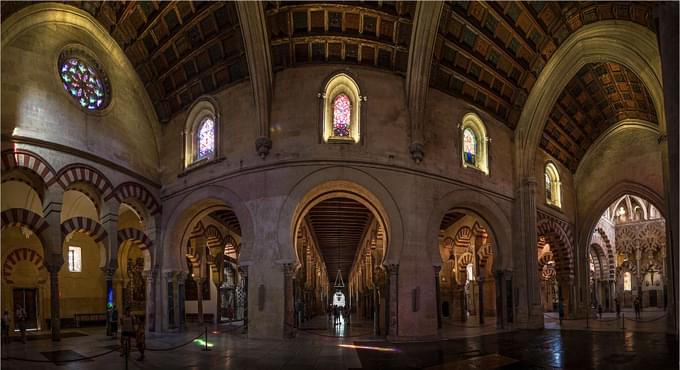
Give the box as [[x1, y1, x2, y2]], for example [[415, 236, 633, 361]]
[[59, 54, 110, 110]]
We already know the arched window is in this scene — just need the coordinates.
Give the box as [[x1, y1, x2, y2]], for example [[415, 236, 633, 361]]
[[321, 73, 362, 143], [545, 162, 562, 208], [463, 128, 477, 166], [184, 98, 219, 168], [460, 113, 489, 174], [196, 118, 215, 161], [332, 94, 351, 137]]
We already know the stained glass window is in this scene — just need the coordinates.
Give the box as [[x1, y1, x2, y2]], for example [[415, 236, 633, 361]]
[[332, 94, 351, 137], [463, 128, 477, 165], [545, 172, 553, 202], [59, 57, 108, 110], [197, 118, 215, 160]]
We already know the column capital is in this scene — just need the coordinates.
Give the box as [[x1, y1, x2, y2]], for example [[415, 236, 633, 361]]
[[433, 265, 441, 274]]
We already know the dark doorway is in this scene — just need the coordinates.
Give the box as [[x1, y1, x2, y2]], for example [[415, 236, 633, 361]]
[[442, 301, 450, 318], [13, 288, 38, 330], [649, 290, 658, 307]]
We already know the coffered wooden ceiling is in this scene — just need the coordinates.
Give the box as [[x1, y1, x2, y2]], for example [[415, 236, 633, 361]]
[[210, 208, 242, 235], [306, 197, 373, 284], [265, 1, 416, 73], [440, 211, 465, 231], [541, 62, 657, 171], [431, 1, 655, 131]]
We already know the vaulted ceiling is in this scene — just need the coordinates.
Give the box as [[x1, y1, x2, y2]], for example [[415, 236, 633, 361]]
[[541, 62, 657, 171], [306, 197, 373, 284], [1, 1, 660, 172]]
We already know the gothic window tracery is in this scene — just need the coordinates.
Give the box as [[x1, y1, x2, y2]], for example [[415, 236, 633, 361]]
[[59, 53, 110, 111], [332, 94, 351, 137], [544, 163, 562, 208]]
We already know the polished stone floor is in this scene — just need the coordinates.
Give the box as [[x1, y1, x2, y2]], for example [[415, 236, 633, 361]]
[[1, 319, 677, 369]]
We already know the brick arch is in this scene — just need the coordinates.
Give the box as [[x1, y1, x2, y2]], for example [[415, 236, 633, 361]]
[[1, 208, 49, 244], [204, 225, 223, 246], [589, 243, 607, 281], [1, 149, 56, 186], [537, 218, 574, 281], [472, 222, 493, 270], [108, 182, 160, 216], [224, 234, 239, 258], [3, 248, 46, 284], [118, 228, 152, 250], [61, 216, 107, 243], [454, 226, 472, 245], [595, 227, 616, 280], [56, 164, 113, 198]]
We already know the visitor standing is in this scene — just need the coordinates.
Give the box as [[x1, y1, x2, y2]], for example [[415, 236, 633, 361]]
[[15, 305, 26, 343], [136, 320, 145, 361], [634, 297, 641, 319], [2, 310, 10, 344], [111, 306, 119, 338], [615, 298, 621, 318], [597, 304, 603, 319]]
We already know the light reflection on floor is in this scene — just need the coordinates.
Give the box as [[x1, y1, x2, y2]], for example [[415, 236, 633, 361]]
[[337, 344, 398, 352]]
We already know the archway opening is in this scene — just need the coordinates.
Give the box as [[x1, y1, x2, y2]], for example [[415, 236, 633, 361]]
[[179, 205, 244, 326], [293, 191, 389, 337], [437, 209, 498, 329], [588, 194, 667, 316]]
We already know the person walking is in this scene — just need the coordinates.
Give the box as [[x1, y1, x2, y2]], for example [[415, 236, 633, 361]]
[[597, 304, 603, 319], [15, 305, 26, 343], [135, 320, 145, 361]]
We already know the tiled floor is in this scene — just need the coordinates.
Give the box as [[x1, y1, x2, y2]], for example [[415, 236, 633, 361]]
[[1, 318, 677, 369]]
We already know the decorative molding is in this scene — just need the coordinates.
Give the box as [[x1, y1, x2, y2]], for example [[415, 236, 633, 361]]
[[2, 135, 160, 188], [406, 1, 443, 163]]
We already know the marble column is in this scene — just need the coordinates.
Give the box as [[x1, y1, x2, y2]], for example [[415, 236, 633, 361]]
[[388, 264, 399, 337], [241, 266, 249, 330], [164, 272, 176, 330], [143, 269, 157, 332], [104, 267, 115, 336], [197, 276, 205, 324], [283, 263, 295, 337], [655, 1, 679, 336], [513, 177, 543, 328], [42, 187, 63, 341], [478, 277, 485, 324], [46, 262, 62, 341], [177, 271, 187, 330], [434, 266, 442, 329]]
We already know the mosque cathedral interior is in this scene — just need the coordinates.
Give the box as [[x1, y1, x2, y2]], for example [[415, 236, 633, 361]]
[[0, 1, 678, 369]]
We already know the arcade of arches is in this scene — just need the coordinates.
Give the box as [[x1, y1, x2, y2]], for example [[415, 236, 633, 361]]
[[0, 0, 678, 352]]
